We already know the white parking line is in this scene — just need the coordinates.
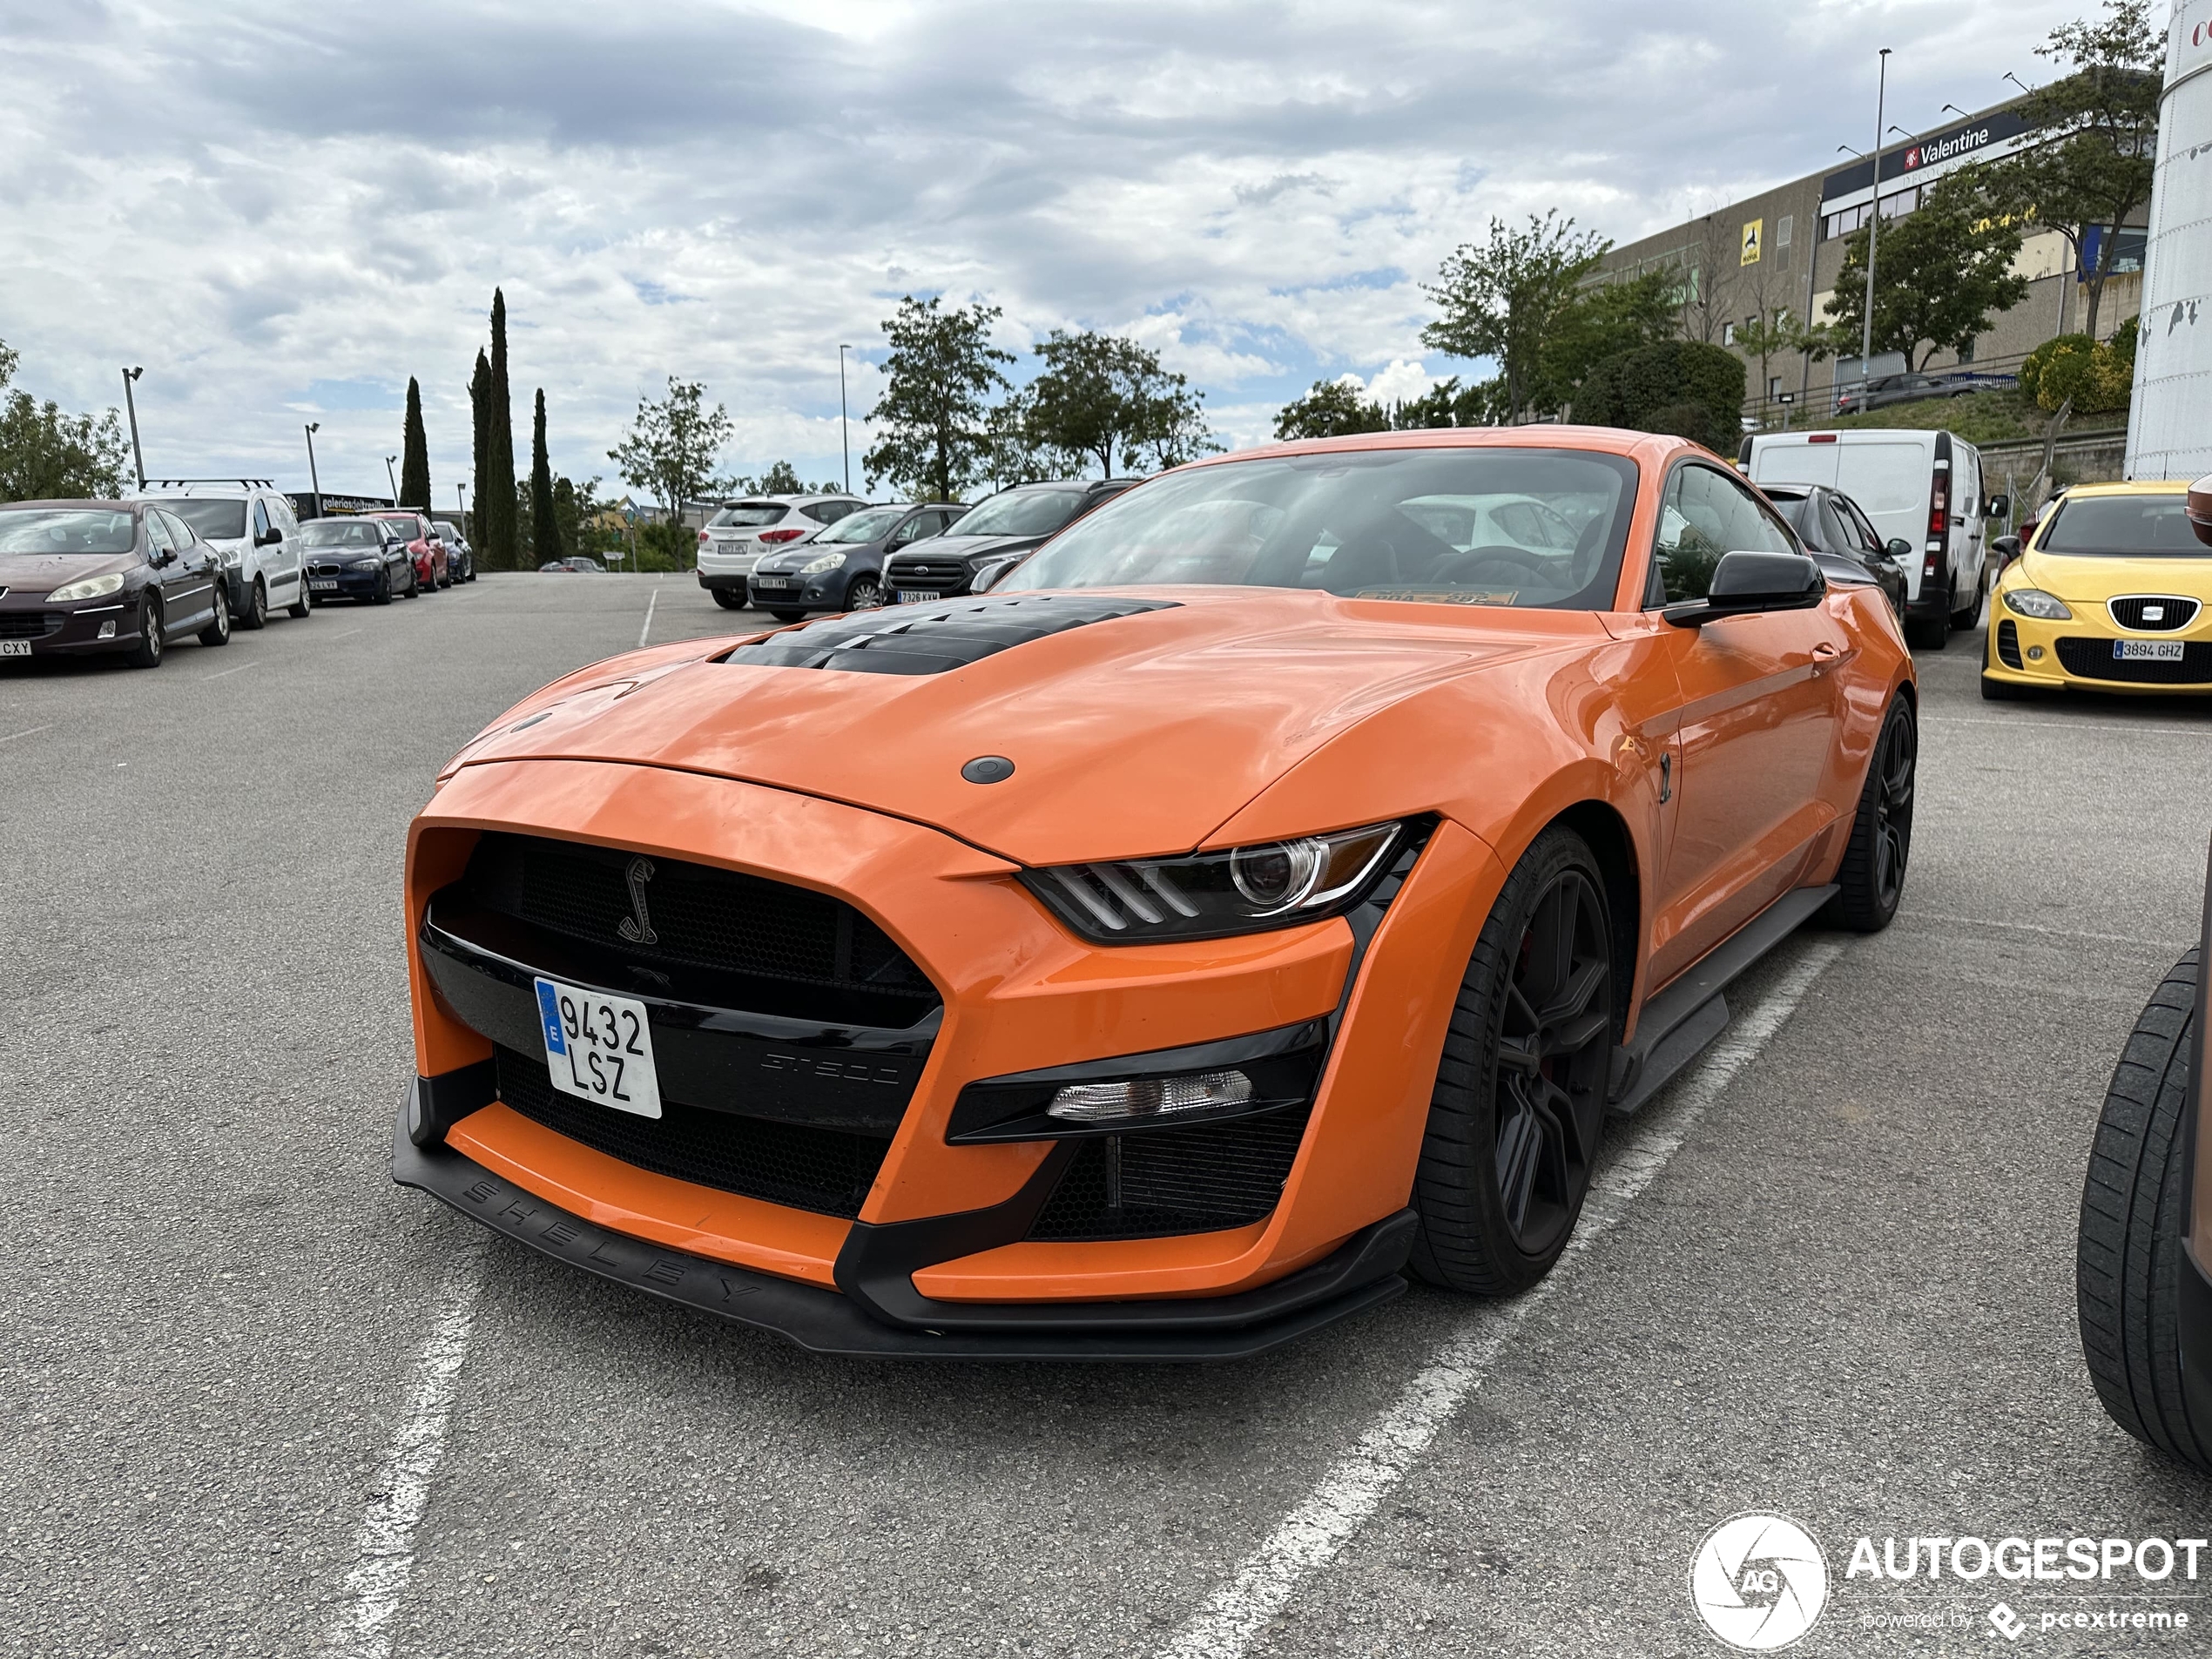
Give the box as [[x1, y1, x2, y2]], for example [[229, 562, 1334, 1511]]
[[324, 629, 363, 641], [1923, 716, 2212, 738], [203, 660, 260, 681], [1156, 940, 1845, 1659], [1, 723, 54, 745], [1900, 908, 2188, 950], [323, 1239, 486, 1659], [638, 588, 659, 649]]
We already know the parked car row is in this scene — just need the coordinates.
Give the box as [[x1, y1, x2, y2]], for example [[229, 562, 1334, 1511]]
[[0, 493, 476, 671]]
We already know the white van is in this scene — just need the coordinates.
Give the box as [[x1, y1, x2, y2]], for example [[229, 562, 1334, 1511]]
[[132, 478, 307, 630], [1743, 429, 1992, 650]]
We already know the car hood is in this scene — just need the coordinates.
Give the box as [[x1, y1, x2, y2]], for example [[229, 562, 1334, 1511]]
[[443, 588, 1600, 865], [887, 532, 1041, 566], [0, 551, 137, 592], [2018, 548, 2212, 604]]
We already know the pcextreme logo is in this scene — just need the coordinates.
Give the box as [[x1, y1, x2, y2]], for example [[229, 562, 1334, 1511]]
[[1689, 1514, 1831, 1650]]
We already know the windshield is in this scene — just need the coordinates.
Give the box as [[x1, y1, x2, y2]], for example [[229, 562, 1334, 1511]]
[[1003, 448, 1638, 608], [2038, 496, 2202, 556], [302, 521, 384, 548], [953, 489, 1084, 538], [0, 508, 138, 555], [711, 503, 786, 528], [817, 506, 905, 544], [159, 499, 248, 540]]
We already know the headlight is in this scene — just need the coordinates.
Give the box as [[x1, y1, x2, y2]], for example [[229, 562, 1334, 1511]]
[[1022, 820, 1407, 942], [2002, 587, 2072, 621], [46, 571, 125, 603], [221, 548, 243, 567], [350, 556, 382, 570], [799, 550, 847, 575]]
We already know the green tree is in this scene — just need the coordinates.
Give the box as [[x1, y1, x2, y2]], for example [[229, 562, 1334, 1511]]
[[529, 388, 558, 567], [486, 289, 517, 569], [863, 295, 1013, 500], [610, 377, 733, 529], [1536, 269, 1680, 413], [1023, 329, 1208, 476], [399, 376, 430, 509], [1421, 212, 1610, 421], [1273, 379, 1389, 441], [468, 349, 492, 551], [0, 340, 132, 501], [733, 459, 840, 496], [1978, 0, 2161, 341], [1575, 341, 1747, 453], [1825, 171, 2029, 369], [1129, 377, 1218, 472], [981, 391, 1051, 489]]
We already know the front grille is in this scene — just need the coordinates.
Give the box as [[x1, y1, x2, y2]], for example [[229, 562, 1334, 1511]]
[[493, 1046, 890, 1217], [2054, 637, 2212, 685], [1025, 1105, 1313, 1241], [0, 612, 60, 640], [2107, 596, 2201, 632], [1995, 618, 2023, 669], [462, 833, 936, 1023]]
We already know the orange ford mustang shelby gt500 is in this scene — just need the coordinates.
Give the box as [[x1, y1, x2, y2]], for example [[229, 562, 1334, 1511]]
[[395, 428, 1917, 1359]]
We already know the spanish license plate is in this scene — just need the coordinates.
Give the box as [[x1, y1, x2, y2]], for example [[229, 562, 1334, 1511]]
[[753, 577, 792, 590], [0, 639, 28, 657], [2115, 639, 2185, 662], [895, 590, 940, 604], [533, 976, 662, 1118], [310, 578, 338, 591]]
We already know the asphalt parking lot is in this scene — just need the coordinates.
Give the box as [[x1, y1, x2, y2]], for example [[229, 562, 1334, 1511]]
[[5, 575, 2211, 1659]]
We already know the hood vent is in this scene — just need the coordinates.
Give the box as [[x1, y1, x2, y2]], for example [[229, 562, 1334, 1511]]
[[723, 594, 1178, 677]]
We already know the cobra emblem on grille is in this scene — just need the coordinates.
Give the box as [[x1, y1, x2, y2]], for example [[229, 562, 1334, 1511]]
[[616, 856, 658, 944]]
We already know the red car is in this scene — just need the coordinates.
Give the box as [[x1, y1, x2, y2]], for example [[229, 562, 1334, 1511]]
[[371, 510, 449, 591]]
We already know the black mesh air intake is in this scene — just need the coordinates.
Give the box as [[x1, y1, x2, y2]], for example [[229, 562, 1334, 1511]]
[[1024, 1105, 1313, 1241], [2054, 637, 2212, 685], [1995, 618, 2023, 670]]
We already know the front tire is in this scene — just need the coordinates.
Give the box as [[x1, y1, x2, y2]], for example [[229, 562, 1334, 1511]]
[[239, 577, 268, 631], [845, 572, 885, 610], [768, 608, 806, 623], [711, 588, 746, 610], [372, 568, 393, 606], [1823, 691, 1915, 933], [124, 596, 164, 668], [1905, 610, 1947, 651], [197, 582, 232, 647], [1949, 566, 1986, 631], [1409, 826, 1615, 1296], [287, 577, 311, 619], [2077, 950, 2209, 1474]]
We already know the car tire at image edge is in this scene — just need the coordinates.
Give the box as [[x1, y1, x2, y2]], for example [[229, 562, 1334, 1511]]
[[1821, 691, 1915, 933]]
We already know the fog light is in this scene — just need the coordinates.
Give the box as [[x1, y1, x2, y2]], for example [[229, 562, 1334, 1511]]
[[2027, 645, 2044, 660], [97, 620, 117, 639], [1046, 1069, 1252, 1124]]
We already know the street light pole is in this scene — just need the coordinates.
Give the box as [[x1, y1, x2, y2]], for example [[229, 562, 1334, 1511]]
[[1862, 47, 1891, 377], [384, 455, 400, 505], [838, 344, 851, 494], [304, 423, 322, 518], [121, 368, 145, 489]]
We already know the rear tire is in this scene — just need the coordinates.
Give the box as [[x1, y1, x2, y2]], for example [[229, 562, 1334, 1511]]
[[1950, 566, 1986, 631], [711, 589, 746, 610], [239, 577, 268, 631], [2076, 950, 2210, 1474], [769, 608, 806, 623], [1408, 826, 1615, 1296], [1822, 691, 1915, 933]]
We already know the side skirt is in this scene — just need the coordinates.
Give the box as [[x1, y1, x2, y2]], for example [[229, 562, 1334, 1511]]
[[1607, 883, 1838, 1118]]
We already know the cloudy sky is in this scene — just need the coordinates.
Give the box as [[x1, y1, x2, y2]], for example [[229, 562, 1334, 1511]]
[[0, 0, 2090, 504]]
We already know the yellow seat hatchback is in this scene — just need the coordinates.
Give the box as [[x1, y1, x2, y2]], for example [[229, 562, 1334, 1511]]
[[1986, 478, 2212, 699]]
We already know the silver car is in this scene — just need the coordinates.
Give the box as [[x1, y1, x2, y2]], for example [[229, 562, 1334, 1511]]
[[695, 494, 868, 610]]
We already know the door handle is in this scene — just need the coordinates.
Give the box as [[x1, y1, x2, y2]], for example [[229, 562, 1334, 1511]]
[[1811, 642, 1842, 675]]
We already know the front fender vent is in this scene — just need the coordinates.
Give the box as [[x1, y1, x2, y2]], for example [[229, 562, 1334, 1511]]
[[722, 594, 1177, 676]]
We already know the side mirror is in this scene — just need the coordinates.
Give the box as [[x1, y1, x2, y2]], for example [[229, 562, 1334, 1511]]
[[1984, 493, 2011, 520], [2188, 473, 2212, 549], [1664, 550, 1825, 627], [256, 527, 282, 547], [1991, 535, 2022, 567], [1884, 536, 1915, 563]]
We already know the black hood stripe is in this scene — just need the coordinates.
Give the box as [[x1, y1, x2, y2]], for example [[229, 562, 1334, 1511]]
[[722, 594, 1178, 677]]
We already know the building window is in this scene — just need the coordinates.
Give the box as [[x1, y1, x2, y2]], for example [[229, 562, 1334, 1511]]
[[1722, 320, 1738, 346], [1777, 214, 1793, 248], [1769, 376, 1783, 397]]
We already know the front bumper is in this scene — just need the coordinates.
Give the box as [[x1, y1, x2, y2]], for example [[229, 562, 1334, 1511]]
[[0, 594, 145, 656], [307, 566, 388, 599], [1985, 604, 2212, 694], [747, 570, 837, 608]]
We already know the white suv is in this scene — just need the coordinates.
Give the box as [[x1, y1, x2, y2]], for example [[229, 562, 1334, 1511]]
[[696, 494, 868, 610], [133, 479, 307, 629]]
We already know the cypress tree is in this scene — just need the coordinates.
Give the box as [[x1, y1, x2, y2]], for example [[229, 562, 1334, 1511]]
[[529, 388, 558, 568], [469, 350, 492, 552], [489, 288, 516, 568], [399, 376, 431, 509]]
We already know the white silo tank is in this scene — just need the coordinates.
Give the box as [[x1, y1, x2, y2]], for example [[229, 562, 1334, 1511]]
[[2128, 1, 2212, 479]]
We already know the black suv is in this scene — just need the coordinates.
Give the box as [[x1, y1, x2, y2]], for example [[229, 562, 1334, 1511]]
[[880, 478, 1142, 603]]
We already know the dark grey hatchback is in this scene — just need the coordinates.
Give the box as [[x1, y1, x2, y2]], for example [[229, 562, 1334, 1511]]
[[747, 501, 967, 621], [0, 500, 231, 669]]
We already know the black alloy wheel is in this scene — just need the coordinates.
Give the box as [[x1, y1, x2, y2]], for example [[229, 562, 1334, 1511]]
[[124, 595, 163, 669], [239, 577, 268, 631], [845, 572, 885, 610], [1824, 692, 1916, 932], [1410, 826, 1615, 1294], [198, 582, 232, 647]]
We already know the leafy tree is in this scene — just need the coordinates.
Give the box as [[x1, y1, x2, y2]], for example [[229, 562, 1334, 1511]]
[[1825, 172, 2028, 369], [981, 391, 1054, 490], [1024, 329, 1211, 476], [1273, 379, 1390, 440], [529, 389, 558, 567], [1669, 212, 1741, 347], [1129, 377, 1218, 472], [0, 340, 132, 501], [863, 295, 1013, 500], [469, 349, 492, 550], [399, 376, 430, 509], [732, 459, 841, 496], [486, 289, 517, 569], [1536, 270, 1680, 413], [1391, 376, 1506, 428], [1978, 0, 2161, 341], [1422, 212, 1610, 421], [1576, 341, 1746, 453], [610, 377, 733, 529]]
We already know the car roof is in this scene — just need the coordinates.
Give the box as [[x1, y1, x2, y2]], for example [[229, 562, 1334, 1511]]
[[3, 498, 143, 510], [1204, 424, 1690, 470]]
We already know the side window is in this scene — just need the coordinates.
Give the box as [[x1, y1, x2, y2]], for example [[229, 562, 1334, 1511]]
[[889, 513, 931, 546], [159, 509, 197, 549], [1649, 465, 1796, 604], [1814, 498, 1853, 554], [253, 500, 272, 542], [145, 513, 174, 555], [1839, 497, 1884, 556]]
